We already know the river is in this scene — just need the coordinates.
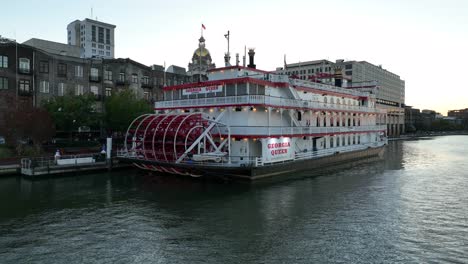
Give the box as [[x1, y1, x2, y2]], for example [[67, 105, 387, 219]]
[[0, 136, 467, 263]]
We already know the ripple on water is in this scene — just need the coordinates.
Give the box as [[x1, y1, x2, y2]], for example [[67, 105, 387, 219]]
[[0, 136, 467, 263]]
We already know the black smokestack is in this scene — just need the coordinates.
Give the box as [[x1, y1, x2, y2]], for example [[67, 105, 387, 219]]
[[248, 48, 256, 69], [334, 67, 343, 87]]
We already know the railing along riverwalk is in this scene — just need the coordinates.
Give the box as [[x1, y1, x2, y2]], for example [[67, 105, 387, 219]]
[[20, 153, 110, 177]]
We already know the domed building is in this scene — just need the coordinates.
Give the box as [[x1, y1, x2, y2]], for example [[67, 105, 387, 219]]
[[188, 36, 216, 82]]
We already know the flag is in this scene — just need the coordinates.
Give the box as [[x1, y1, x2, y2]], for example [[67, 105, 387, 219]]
[[202, 24, 206, 30]]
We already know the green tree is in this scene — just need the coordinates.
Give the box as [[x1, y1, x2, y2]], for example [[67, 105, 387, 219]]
[[43, 94, 101, 137], [104, 90, 152, 134]]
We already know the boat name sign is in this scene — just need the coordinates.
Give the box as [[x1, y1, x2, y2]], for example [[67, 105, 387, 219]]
[[263, 137, 294, 162], [182, 85, 223, 95]]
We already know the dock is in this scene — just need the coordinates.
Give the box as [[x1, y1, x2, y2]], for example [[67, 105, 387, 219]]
[[20, 153, 129, 177]]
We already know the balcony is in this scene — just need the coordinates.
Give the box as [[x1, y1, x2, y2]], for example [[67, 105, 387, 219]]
[[89, 75, 101, 82], [141, 83, 153, 89], [18, 89, 32, 96], [116, 80, 128, 86], [18, 68, 31, 75], [94, 94, 103, 101]]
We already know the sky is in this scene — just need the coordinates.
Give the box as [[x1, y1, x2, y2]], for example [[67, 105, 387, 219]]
[[1, 0, 467, 115]]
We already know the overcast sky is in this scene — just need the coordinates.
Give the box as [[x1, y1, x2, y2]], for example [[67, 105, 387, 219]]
[[1, 0, 467, 115]]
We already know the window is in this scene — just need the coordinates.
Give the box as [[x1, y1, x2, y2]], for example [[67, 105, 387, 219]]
[[75, 84, 84, 95], [0, 77, 7, 89], [105, 88, 112, 96], [104, 70, 112, 81], [92, 49, 96, 54], [39, 61, 49, 73], [106, 52, 110, 56], [90, 68, 99, 77], [57, 83, 66, 96], [106, 29, 110, 44], [92, 25, 96, 41], [98, 27, 104, 43], [99, 50, 104, 55], [144, 91, 150, 100], [132, 74, 138, 84], [75, 65, 83, 77], [105, 46, 110, 50], [19, 58, 30, 73], [19, 79, 30, 92], [142, 76, 149, 85], [57, 83, 65, 96], [90, 86, 99, 95], [57, 63, 67, 77], [98, 44, 104, 49], [345, 71, 352, 75], [92, 43, 96, 48], [39, 80, 49, 93], [0, 56, 7, 68], [345, 64, 352, 70], [119, 73, 125, 82]]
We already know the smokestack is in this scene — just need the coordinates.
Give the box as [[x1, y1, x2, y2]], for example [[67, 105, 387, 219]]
[[334, 67, 343, 87], [236, 53, 239, 66], [247, 48, 256, 69]]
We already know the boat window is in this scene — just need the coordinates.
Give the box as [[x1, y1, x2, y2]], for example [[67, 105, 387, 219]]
[[257, 85, 265, 95], [237, 83, 247, 95], [226, 84, 236, 96]]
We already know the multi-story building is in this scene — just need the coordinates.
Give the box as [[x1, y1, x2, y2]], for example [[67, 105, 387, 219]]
[[276, 59, 336, 84], [341, 60, 405, 137], [448, 108, 468, 129], [404, 106, 421, 132], [67, 18, 116, 59], [448, 108, 468, 119], [277, 59, 405, 137], [0, 39, 190, 122]]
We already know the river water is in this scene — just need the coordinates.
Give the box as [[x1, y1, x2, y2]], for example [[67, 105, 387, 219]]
[[0, 136, 467, 263]]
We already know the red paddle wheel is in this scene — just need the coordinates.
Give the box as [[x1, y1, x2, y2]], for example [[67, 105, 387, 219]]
[[124, 113, 217, 162]]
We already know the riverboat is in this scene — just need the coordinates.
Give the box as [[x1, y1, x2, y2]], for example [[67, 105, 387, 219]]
[[118, 58, 387, 180]]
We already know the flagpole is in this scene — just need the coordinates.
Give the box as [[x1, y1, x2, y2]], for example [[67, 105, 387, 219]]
[[199, 24, 202, 82]]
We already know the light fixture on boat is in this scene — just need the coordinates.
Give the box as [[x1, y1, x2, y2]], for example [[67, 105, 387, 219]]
[[243, 138, 248, 141], [264, 109, 268, 112], [209, 108, 214, 112], [253, 108, 257, 112]]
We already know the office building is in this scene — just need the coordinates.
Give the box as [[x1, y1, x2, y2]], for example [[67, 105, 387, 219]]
[[67, 18, 116, 59]]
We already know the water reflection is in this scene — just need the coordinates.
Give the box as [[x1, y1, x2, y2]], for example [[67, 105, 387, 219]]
[[0, 136, 467, 263]]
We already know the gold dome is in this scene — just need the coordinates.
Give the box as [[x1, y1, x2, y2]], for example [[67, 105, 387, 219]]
[[194, 47, 210, 57]]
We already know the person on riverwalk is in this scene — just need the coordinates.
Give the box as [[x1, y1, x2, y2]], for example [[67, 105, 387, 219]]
[[54, 149, 61, 163]]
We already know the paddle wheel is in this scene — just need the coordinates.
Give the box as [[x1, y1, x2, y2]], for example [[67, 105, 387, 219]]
[[122, 112, 230, 175]]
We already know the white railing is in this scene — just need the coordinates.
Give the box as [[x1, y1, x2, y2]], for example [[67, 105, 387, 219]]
[[289, 79, 366, 97], [118, 141, 386, 168], [216, 125, 387, 136], [156, 95, 387, 114]]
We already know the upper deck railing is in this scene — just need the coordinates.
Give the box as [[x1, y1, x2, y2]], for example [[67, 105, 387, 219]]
[[155, 95, 387, 114], [288, 78, 368, 97]]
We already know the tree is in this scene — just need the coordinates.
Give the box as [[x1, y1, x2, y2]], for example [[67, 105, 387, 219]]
[[0, 93, 55, 155], [104, 90, 152, 134], [42, 94, 101, 138]]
